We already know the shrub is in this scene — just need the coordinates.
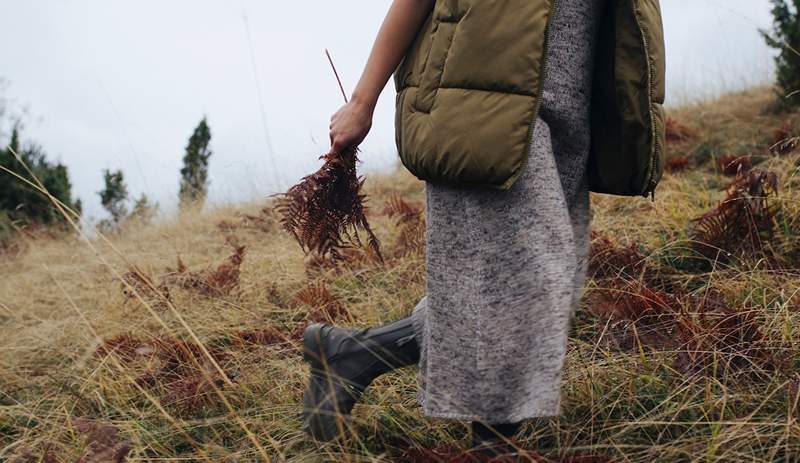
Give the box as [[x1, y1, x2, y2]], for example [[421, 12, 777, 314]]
[[761, 0, 800, 109], [179, 118, 212, 208], [0, 127, 80, 226], [98, 168, 129, 229]]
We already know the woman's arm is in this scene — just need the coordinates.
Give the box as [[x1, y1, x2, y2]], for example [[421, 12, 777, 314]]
[[329, 0, 435, 154]]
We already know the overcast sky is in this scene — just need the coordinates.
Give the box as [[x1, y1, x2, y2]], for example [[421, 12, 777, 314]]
[[0, 0, 776, 219]]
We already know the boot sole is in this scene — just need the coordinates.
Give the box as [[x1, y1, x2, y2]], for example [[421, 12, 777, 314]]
[[301, 323, 350, 442]]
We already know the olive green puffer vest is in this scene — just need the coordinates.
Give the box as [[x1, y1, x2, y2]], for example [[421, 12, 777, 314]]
[[394, 0, 666, 198]]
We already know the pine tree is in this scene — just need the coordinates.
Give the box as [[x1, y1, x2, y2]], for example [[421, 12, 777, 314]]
[[179, 118, 212, 208], [761, 0, 800, 109], [98, 169, 129, 227], [0, 126, 78, 225], [130, 193, 158, 224]]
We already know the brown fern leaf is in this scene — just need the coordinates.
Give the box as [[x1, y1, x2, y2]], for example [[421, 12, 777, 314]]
[[589, 232, 648, 280], [292, 281, 352, 324], [690, 171, 778, 261], [73, 418, 132, 463], [217, 206, 276, 234], [204, 245, 245, 294], [216, 219, 238, 233], [121, 266, 170, 303], [303, 244, 377, 277], [771, 136, 800, 156], [718, 155, 752, 177], [689, 170, 779, 262], [94, 334, 157, 363], [773, 120, 793, 146], [403, 443, 600, 463], [160, 372, 227, 414], [135, 338, 233, 414], [232, 326, 288, 348], [674, 301, 789, 379], [161, 245, 246, 297], [383, 195, 425, 258], [242, 205, 277, 232], [274, 148, 382, 264], [666, 117, 697, 143], [664, 156, 690, 173], [590, 279, 681, 350]]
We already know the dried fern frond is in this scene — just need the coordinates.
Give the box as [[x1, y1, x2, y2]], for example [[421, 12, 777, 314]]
[[718, 155, 752, 177], [73, 418, 132, 463], [588, 232, 648, 280], [161, 245, 246, 296], [274, 148, 382, 264], [771, 136, 799, 156], [674, 301, 790, 379], [292, 281, 351, 324], [121, 266, 171, 304], [689, 170, 779, 262], [383, 194, 425, 258], [590, 279, 680, 350], [773, 120, 793, 146], [664, 155, 690, 174], [665, 117, 697, 143]]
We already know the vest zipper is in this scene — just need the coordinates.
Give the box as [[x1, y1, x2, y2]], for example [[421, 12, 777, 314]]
[[631, 0, 661, 200]]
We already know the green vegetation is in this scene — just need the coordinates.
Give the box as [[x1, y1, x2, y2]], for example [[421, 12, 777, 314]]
[[0, 126, 80, 249], [179, 118, 213, 209], [98, 168, 130, 229], [762, 0, 800, 109]]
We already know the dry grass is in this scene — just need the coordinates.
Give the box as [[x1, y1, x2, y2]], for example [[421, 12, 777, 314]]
[[2, 87, 800, 461]]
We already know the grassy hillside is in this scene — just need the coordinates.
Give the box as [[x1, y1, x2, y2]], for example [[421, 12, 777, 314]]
[[2, 87, 800, 462]]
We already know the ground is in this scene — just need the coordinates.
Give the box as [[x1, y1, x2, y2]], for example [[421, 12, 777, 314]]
[[2, 87, 800, 462]]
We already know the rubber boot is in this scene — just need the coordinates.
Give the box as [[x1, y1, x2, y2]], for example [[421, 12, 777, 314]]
[[470, 421, 523, 459], [301, 317, 420, 441]]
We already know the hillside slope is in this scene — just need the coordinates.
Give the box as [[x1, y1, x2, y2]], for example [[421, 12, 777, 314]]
[[2, 87, 800, 462]]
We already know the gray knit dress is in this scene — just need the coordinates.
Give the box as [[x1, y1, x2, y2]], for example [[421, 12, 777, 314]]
[[409, 0, 605, 424]]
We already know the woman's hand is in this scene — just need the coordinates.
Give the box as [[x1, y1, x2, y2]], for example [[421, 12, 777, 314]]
[[329, 99, 374, 154]]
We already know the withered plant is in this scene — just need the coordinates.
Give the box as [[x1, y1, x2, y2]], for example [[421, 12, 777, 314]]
[[292, 281, 351, 324], [673, 301, 789, 379], [232, 326, 289, 349], [121, 266, 171, 304], [664, 155, 690, 174], [590, 279, 681, 350], [718, 155, 752, 177], [286, 281, 353, 340], [274, 148, 382, 264], [383, 194, 425, 258], [161, 245, 246, 297], [73, 418, 132, 463], [666, 117, 697, 143], [773, 120, 793, 146], [303, 244, 376, 278], [588, 232, 648, 280], [771, 136, 799, 156], [95, 335, 232, 415], [140, 338, 232, 414], [217, 206, 276, 234], [94, 334, 157, 362], [689, 170, 780, 263], [403, 442, 612, 463]]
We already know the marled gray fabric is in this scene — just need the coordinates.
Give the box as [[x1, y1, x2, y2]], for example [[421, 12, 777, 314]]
[[409, 0, 605, 423]]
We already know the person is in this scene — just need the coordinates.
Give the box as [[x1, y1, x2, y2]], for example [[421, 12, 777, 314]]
[[301, 0, 666, 457]]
